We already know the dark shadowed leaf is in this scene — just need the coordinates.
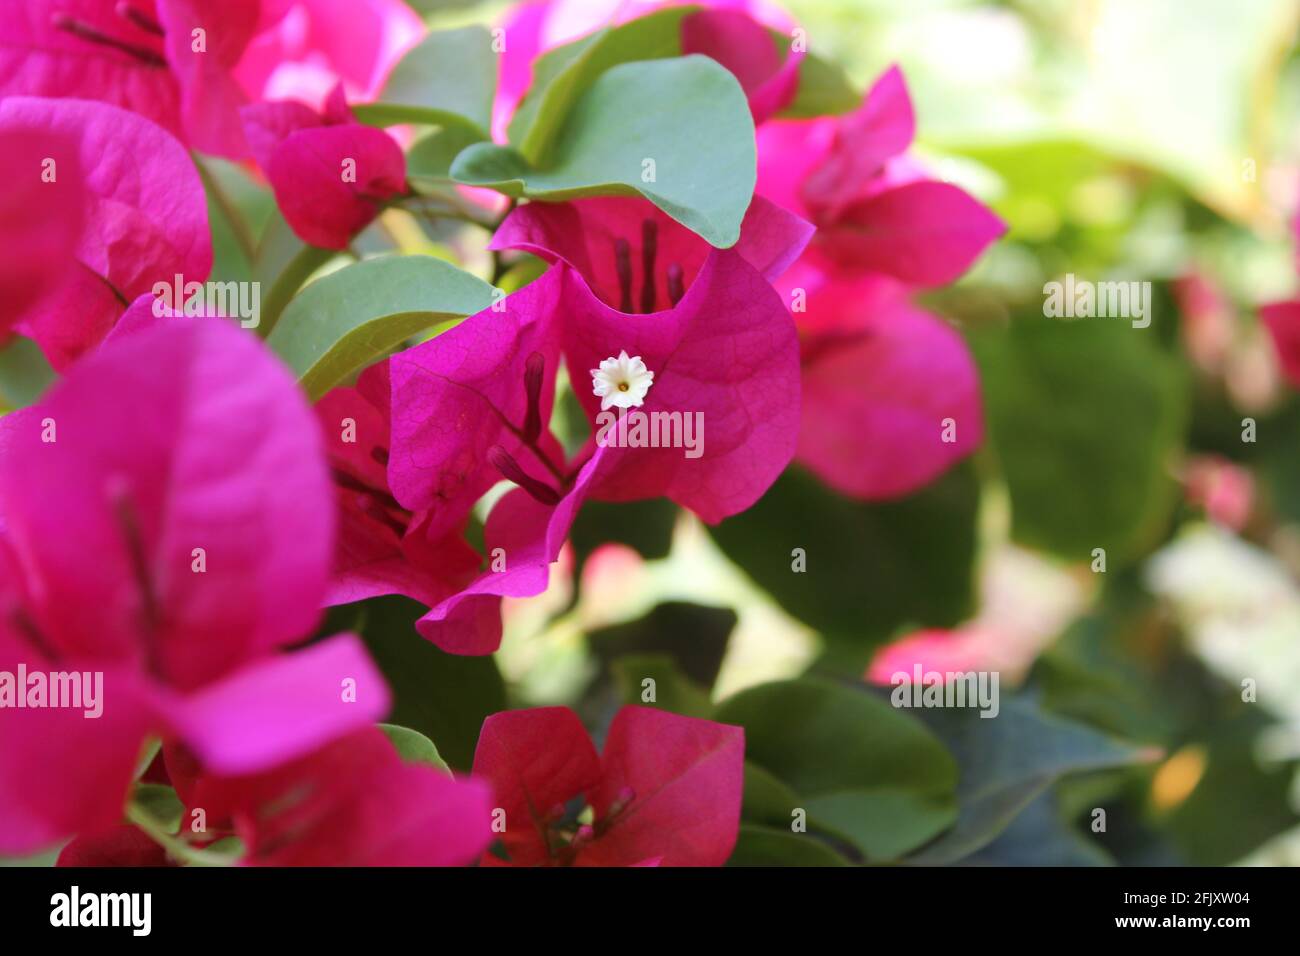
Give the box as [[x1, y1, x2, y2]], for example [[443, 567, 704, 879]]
[[727, 824, 852, 866], [708, 463, 978, 656], [355, 596, 506, 771], [906, 692, 1152, 864], [716, 678, 958, 860], [971, 316, 1189, 565]]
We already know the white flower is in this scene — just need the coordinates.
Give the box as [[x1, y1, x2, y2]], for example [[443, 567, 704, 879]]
[[591, 350, 654, 410]]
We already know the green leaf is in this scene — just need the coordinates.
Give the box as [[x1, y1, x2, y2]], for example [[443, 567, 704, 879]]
[[197, 155, 274, 280], [805, 790, 956, 862], [131, 783, 184, 833], [779, 47, 860, 118], [0, 848, 60, 867], [570, 497, 677, 567], [961, 792, 1114, 866], [355, 596, 505, 771], [906, 693, 1152, 864], [266, 255, 495, 400], [507, 7, 692, 164], [708, 463, 978, 659], [588, 601, 735, 692], [727, 824, 852, 867], [454, 56, 756, 248], [740, 761, 802, 828], [379, 723, 450, 773], [253, 212, 336, 334], [715, 678, 958, 860], [610, 653, 713, 719], [0, 336, 55, 410], [971, 316, 1189, 565], [352, 25, 496, 137], [407, 125, 488, 192]]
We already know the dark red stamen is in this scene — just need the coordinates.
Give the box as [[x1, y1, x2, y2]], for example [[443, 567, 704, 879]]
[[52, 12, 167, 66], [331, 465, 409, 511], [488, 445, 561, 505], [614, 238, 633, 312], [116, 2, 164, 35], [9, 607, 60, 663], [639, 219, 658, 312], [667, 264, 685, 306], [110, 486, 166, 679], [522, 352, 545, 444], [356, 496, 410, 538]]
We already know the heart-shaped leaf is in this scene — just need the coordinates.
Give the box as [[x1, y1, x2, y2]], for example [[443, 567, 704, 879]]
[[507, 7, 692, 164], [454, 56, 756, 248]]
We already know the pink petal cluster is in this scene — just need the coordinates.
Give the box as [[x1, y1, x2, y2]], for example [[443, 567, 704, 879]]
[[316, 360, 483, 615], [472, 705, 744, 866], [758, 66, 1004, 499], [370, 195, 810, 655], [0, 0, 422, 158], [241, 84, 406, 249], [0, 96, 211, 369], [0, 321, 482, 862]]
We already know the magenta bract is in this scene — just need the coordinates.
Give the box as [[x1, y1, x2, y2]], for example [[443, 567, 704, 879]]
[[472, 705, 744, 866], [0, 321, 388, 853]]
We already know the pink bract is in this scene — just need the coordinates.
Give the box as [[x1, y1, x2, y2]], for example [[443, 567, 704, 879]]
[[472, 705, 744, 866], [240, 85, 406, 250], [0, 320, 388, 854], [0, 96, 212, 369]]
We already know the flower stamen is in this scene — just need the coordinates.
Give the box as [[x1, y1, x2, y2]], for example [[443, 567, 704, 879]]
[[115, 2, 164, 35], [487, 445, 561, 506], [614, 238, 633, 313], [667, 263, 685, 306], [52, 12, 167, 66], [639, 219, 658, 312]]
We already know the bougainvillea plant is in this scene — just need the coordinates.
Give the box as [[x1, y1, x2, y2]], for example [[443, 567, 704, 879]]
[[2, 0, 1298, 875]]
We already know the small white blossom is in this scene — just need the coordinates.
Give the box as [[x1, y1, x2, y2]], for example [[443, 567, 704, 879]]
[[591, 350, 654, 410]]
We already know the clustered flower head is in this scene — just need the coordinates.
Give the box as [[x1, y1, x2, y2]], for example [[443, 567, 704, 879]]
[[0, 0, 1002, 868]]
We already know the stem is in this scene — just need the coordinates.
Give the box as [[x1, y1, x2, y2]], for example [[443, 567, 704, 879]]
[[501, 420, 569, 487], [400, 193, 496, 231], [196, 157, 258, 265], [488, 198, 518, 287], [126, 802, 240, 867]]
